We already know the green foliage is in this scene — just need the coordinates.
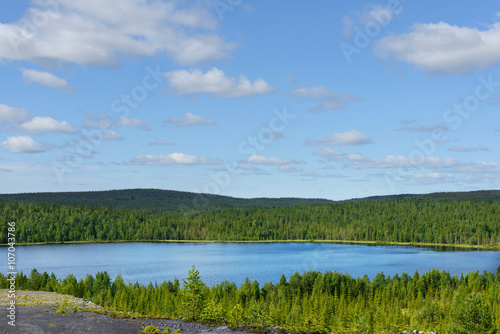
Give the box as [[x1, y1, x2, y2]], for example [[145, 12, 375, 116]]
[[228, 303, 245, 327], [182, 266, 205, 321], [138, 324, 160, 334], [448, 292, 497, 334], [56, 299, 68, 313], [201, 300, 224, 325], [1, 267, 500, 333], [162, 328, 182, 334]]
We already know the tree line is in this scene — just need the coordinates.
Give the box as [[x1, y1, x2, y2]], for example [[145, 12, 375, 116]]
[[2, 266, 499, 333], [0, 188, 333, 212], [1, 198, 500, 246]]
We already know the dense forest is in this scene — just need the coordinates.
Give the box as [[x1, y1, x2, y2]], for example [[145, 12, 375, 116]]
[[0, 189, 334, 212], [3, 266, 499, 333], [1, 189, 500, 212], [345, 190, 500, 203], [1, 198, 500, 246]]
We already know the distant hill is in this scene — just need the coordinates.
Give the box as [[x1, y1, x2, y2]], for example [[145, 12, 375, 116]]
[[1, 188, 499, 212], [0, 188, 334, 211], [345, 190, 500, 202]]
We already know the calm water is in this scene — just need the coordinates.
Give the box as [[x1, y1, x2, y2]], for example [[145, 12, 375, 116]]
[[4, 242, 499, 286]]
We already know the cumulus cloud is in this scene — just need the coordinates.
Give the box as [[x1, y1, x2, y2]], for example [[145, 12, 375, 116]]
[[84, 119, 112, 130], [279, 166, 303, 173], [374, 19, 500, 75], [448, 145, 489, 152], [406, 172, 455, 180], [165, 67, 274, 98], [313, 148, 345, 162], [99, 131, 123, 141], [237, 164, 270, 175], [165, 113, 215, 127], [454, 161, 500, 174], [396, 123, 448, 133], [0, 104, 31, 124], [290, 86, 359, 112], [129, 152, 220, 165], [0, 0, 235, 66], [344, 153, 459, 169], [305, 130, 372, 146], [117, 117, 150, 130], [83, 113, 112, 129], [245, 155, 300, 166], [18, 116, 76, 134], [20, 68, 73, 92], [301, 172, 345, 178], [1, 136, 49, 153]]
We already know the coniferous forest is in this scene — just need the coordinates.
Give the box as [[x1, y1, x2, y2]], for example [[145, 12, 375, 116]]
[[1, 198, 499, 246]]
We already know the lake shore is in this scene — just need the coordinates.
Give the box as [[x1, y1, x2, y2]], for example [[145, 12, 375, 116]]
[[4, 238, 500, 250]]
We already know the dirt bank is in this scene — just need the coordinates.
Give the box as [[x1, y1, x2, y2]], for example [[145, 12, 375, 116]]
[[0, 290, 253, 334]]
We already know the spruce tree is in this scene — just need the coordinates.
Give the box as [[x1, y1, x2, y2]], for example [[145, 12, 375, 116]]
[[181, 266, 205, 321]]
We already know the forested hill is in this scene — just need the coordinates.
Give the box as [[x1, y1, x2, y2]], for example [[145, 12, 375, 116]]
[[0, 188, 334, 212], [1, 189, 500, 212], [345, 190, 500, 202]]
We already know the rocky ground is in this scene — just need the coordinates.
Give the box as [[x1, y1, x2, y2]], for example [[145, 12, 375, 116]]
[[0, 290, 252, 334]]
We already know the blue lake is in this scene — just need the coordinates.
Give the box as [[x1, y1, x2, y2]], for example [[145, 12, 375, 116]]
[[3, 242, 499, 286]]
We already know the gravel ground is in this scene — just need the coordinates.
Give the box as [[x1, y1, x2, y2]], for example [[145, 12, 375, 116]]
[[0, 290, 257, 334]]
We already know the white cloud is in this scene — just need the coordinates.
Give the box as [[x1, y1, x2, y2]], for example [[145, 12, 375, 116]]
[[117, 117, 150, 130], [238, 164, 259, 172], [100, 131, 123, 141], [406, 172, 455, 180], [0, 0, 235, 66], [305, 130, 372, 146], [166, 113, 215, 127], [301, 172, 345, 178], [129, 153, 219, 165], [290, 86, 359, 112], [83, 113, 112, 129], [20, 68, 73, 92], [345, 153, 459, 169], [313, 148, 345, 162], [150, 139, 174, 146], [0, 104, 31, 124], [279, 166, 303, 173], [342, 5, 396, 38], [374, 20, 500, 75], [246, 155, 299, 166], [165, 67, 274, 98], [448, 145, 489, 152], [238, 164, 270, 175], [18, 116, 76, 134], [1, 136, 49, 153], [84, 120, 112, 130], [454, 161, 500, 174], [396, 123, 448, 133]]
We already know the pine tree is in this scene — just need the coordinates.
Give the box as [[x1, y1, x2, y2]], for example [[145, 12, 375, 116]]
[[228, 303, 245, 327], [181, 266, 205, 321], [453, 292, 497, 334]]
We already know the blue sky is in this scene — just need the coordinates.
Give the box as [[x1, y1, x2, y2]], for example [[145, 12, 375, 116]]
[[1, 0, 500, 200]]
